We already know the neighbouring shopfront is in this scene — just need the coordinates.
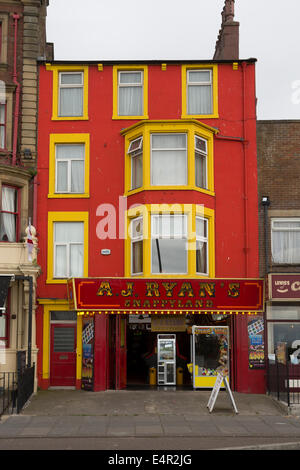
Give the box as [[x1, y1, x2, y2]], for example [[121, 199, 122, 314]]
[[39, 277, 265, 393]]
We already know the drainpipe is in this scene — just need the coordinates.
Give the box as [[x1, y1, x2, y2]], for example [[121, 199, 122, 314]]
[[242, 61, 250, 277], [15, 275, 33, 368], [261, 196, 270, 275], [12, 13, 20, 166]]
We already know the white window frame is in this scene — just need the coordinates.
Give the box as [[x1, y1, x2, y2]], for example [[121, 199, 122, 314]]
[[187, 69, 213, 115], [150, 133, 188, 186], [128, 136, 143, 190], [195, 135, 208, 189], [58, 71, 84, 117], [130, 216, 143, 275], [53, 222, 84, 278], [151, 214, 188, 274], [196, 216, 209, 275], [55, 143, 85, 194], [118, 70, 143, 116], [271, 218, 300, 264]]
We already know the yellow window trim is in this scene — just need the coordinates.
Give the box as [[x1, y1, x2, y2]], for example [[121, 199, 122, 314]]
[[38, 299, 82, 382], [122, 120, 216, 196], [181, 64, 219, 119], [112, 64, 149, 120], [46, 64, 89, 121], [125, 203, 215, 278], [47, 211, 89, 284], [48, 133, 90, 198]]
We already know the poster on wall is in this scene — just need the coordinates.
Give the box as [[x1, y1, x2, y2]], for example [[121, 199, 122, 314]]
[[82, 317, 94, 390], [248, 317, 265, 369]]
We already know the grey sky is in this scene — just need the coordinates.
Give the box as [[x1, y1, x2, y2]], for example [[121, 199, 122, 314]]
[[46, 0, 300, 120]]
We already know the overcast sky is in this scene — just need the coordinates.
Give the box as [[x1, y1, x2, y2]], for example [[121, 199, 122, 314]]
[[46, 0, 300, 120]]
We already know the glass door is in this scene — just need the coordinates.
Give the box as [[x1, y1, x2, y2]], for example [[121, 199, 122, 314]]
[[157, 334, 176, 385]]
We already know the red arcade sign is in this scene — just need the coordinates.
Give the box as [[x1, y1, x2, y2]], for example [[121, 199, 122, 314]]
[[67, 278, 264, 314]]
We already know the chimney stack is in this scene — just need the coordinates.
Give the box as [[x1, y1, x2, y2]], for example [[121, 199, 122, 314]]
[[213, 0, 239, 60]]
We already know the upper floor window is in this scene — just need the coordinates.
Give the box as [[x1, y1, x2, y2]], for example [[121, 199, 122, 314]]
[[181, 65, 218, 118], [196, 216, 208, 275], [0, 102, 6, 149], [195, 136, 207, 189], [54, 221, 84, 278], [59, 72, 83, 117], [271, 219, 300, 264], [0, 185, 18, 242], [46, 64, 89, 120], [151, 134, 187, 186], [48, 134, 90, 198], [47, 212, 89, 283], [187, 69, 212, 115], [130, 216, 143, 275], [151, 214, 188, 274], [113, 65, 148, 119], [128, 136, 143, 190], [55, 143, 85, 193]]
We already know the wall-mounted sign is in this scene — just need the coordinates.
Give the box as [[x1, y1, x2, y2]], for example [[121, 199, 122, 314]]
[[101, 249, 111, 256], [269, 274, 300, 301], [248, 317, 265, 369], [67, 277, 264, 314], [151, 316, 186, 332]]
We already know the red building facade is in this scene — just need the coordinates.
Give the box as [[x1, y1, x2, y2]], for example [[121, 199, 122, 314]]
[[35, 55, 265, 394]]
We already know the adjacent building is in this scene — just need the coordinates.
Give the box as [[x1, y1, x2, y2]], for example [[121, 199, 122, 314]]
[[0, 0, 52, 387], [257, 120, 300, 371], [36, 0, 265, 394]]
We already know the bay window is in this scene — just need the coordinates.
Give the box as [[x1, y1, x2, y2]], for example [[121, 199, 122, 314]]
[[128, 136, 143, 190], [196, 216, 208, 275], [271, 219, 300, 264], [0, 185, 18, 242], [151, 134, 187, 186], [130, 217, 143, 275], [151, 214, 188, 274]]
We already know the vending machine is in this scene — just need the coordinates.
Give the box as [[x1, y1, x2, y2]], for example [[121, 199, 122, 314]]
[[157, 334, 176, 385]]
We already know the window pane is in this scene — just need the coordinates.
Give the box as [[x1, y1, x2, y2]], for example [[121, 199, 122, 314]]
[[55, 245, 67, 278], [195, 154, 207, 188], [131, 154, 143, 189], [0, 187, 17, 242], [119, 86, 143, 116], [272, 231, 300, 264], [152, 134, 186, 149], [151, 239, 187, 273], [119, 72, 142, 84], [132, 240, 143, 274], [59, 88, 83, 117], [71, 160, 85, 193], [188, 70, 211, 83], [0, 315, 6, 338], [131, 218, 143, 239], [56, 161, 68, 192], [56, 144, 85, 160], [152, 215, 186, 238], [196, 240, 207, 274], [152, 150, 187, 185], [54, 222, 84, 243], [188, 85, 212, 115], [70, 244, 83, 277], [60, 73, 83, 85], [50, 311, 77, 321], [196, 217, 207, 238], [273, 221, 300, 229]]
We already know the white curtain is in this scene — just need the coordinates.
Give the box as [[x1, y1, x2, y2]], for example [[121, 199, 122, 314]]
[[56, 144, 85, 193], [151, 134, 187, 186], [272, 230, 300, 264], [0, 104, 5, 149], [54, 222, 84, 277], [119, 72, 143, 116], [59, 73, 83, 117], [188, 85, 212, 115], [0, 187, 16, 241]]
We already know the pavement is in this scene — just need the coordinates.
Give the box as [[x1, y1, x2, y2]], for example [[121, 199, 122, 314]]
[[2, 386, 300, 451]]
